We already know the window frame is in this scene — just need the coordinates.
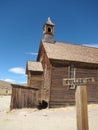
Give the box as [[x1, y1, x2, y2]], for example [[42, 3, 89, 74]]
[[70, 64, 75, 78]]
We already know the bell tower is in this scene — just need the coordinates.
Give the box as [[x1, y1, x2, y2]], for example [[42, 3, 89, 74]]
[[42, 17, 54, 43]]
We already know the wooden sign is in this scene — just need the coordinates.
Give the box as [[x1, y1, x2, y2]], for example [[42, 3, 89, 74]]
[[63, 77, 95, 86], [62, 77, 95, 130]]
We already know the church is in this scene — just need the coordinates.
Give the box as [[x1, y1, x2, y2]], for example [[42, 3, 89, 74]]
[[11, 18, 98, 109]]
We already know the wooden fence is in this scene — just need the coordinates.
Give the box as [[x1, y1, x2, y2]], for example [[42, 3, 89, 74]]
[[10, 84, 39, 110]]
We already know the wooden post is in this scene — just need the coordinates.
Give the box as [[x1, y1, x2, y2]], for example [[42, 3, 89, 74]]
[[63, 77, 94, 130], [75, 86, 89, 130]]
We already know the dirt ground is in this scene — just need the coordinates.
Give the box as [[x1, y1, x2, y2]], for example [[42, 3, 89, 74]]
[[0, 96, 98, 130]]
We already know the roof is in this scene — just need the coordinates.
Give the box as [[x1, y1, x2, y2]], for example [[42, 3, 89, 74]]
[[45, 17, 54, 26], [26, 61, 43, 74], [42, 42, 98, 64], [11, 83, 39, 90]]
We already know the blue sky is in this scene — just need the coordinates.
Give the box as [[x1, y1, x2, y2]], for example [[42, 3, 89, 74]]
[[0, 0, 98, 83]]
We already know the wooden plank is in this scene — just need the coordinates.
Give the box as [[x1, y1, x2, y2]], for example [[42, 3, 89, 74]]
[[75, 86, 89, 130]]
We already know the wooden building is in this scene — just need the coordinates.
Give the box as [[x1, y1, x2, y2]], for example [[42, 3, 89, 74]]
[[11, 18, 98, 109], [27, 17, 98, 108]]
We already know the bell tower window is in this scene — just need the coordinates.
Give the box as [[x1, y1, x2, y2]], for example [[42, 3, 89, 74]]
[[48, 27, 51, 33]]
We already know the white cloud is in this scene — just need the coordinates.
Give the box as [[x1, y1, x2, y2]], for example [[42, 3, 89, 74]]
[[1, 78, 16, 83], [83, 43, 98, 48], [4, 79, 16, 83], [9, 67, 25, 75], [26, 52, 38, 56]]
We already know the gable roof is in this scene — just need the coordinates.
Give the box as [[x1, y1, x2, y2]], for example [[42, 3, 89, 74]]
[[42, 41, 98, 64], [26, 61, 43, 74]]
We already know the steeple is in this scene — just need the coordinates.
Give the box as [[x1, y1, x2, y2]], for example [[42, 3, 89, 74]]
[[42, 17, 54, 43]]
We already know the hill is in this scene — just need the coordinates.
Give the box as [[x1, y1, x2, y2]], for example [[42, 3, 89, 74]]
[[0, 80, 12, 95]]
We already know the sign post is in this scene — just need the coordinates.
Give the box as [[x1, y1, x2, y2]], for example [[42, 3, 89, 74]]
[[75, 85, 89, 130], [63, 77, 95, 130]]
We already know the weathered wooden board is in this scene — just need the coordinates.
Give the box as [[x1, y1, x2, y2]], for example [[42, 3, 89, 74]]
[[10, 84, 39, 110], [63, 77, 95, 86], [75, 86, 89, 130]]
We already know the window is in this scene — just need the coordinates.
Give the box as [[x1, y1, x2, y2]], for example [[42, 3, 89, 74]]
[[48, 27, 51, 32], [70, 64, 74, 78]]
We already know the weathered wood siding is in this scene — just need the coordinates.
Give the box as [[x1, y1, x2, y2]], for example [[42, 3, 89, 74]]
[[76, 67, 98, 102], [10, 85, 39, 110], [49, 66, 75, 107], [37, 43, 52, 104], [41, 53, 52, 103], [49, 65, 98, 108], [27, 71, 43, 103], [27, 71, 43, 89]]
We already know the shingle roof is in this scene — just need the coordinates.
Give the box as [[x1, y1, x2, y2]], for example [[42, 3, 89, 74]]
[[42, 42, 98, 64], [26, 61, 43, 74]]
